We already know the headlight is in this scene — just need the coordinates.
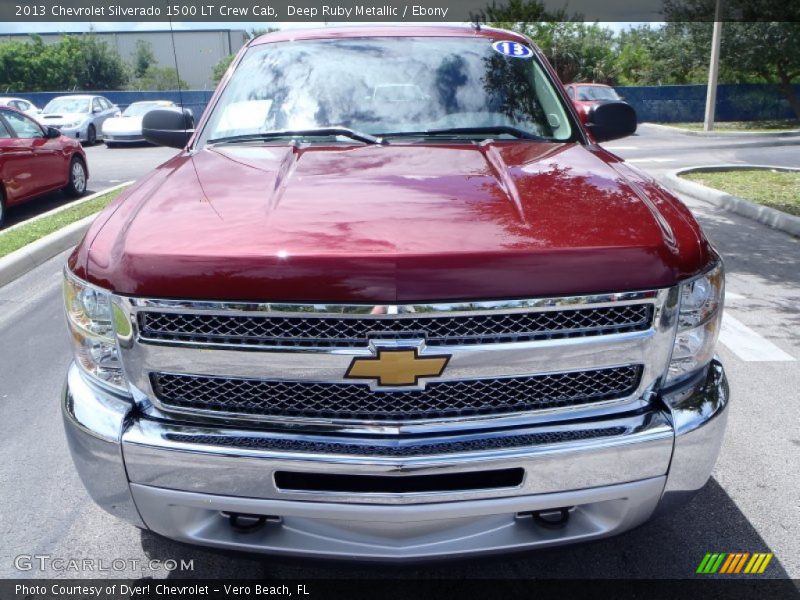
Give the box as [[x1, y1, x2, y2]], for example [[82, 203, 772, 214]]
[[63, 270, 128, 392], [64, 120, 82, 128], [666, 262, 724, 385]]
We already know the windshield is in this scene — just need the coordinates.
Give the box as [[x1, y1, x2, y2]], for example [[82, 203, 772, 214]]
[[576, 86, 621, 101], [122, 102, 171, 117], [44, 97, 90, 114], [199, 37, 575, 145]]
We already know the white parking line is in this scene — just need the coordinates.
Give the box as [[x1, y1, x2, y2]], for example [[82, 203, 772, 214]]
[[719, 313, 796, 362], [626, 158, 676, 164]]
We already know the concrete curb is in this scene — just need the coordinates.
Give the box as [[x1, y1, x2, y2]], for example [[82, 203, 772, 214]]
[[1, 181, 133, 235], [661, 165, 800, 238], [0, 182, 132, 289], [643, 122, 800, 137]]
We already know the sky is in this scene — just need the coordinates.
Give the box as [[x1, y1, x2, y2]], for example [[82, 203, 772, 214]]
[[0, 21, 652, 35]]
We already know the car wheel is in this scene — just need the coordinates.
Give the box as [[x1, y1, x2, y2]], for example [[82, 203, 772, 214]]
[[65, 157, 87, 197], [86, 125, 96, 146]]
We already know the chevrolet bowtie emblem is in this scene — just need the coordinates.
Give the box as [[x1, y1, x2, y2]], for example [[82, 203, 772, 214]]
[[345, 348, 451, 387]]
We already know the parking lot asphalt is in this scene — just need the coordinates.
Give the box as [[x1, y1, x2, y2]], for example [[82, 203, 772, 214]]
[[0, 125, 798, 580]]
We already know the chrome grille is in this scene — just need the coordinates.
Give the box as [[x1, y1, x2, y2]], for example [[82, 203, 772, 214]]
[[151, 365, 642, 421], [165, 427, 628, 456], [138, 304, 653, 347]]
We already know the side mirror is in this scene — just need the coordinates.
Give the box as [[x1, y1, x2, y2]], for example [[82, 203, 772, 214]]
[[92, 107, 102, 114], [142, 108, 195, 149], [585, 101, 637, 143], [45, 126, 61, 139]]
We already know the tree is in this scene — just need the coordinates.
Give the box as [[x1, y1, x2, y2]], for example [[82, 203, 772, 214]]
[[248, 27, 277, 39], [720, 22, 800, 118], [211, 28, 278, 86], [482, 0, 569, 24], [0, 35, 49, 92], [132, 66, 187, 91], [663, 0, 800, 118], [75, 35, 129, 90], [0, 33, 128, 91], [484, 0, 618, 83], [211, 54, 235, 85], [133, 40, 156, 79], [616, 23, 710, 85]]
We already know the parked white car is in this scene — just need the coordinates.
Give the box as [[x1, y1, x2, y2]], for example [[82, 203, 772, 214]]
[[102, 100, 177, 147], [40, 95, 120, 145], [0, 97, 41, 119]]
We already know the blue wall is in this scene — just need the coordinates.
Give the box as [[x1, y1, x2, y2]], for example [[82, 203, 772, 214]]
[[17, 90, 214, 122], [616, 83, 800, 123], [14, 83, 800, 124]]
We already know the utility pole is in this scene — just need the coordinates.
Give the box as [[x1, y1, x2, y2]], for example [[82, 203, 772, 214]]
[[703, 0, 723, 132]]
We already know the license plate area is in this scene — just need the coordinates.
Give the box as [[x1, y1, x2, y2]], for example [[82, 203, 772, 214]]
[[274, 468, 524, 494]]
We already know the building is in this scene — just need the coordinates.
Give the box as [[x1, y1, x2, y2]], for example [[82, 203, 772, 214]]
[[0, 29, 249, 90]]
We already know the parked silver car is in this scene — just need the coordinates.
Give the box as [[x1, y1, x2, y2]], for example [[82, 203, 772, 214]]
[[102, 100, 176, 147], [40, 95, 120, 145], [0, 97, 41, 119]]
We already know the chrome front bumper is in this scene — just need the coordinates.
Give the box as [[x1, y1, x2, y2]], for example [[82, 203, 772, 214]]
[[62, 360, 729, 560]]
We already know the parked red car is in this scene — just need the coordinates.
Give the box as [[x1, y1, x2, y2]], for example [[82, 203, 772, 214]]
[[565, 83, 637, 129], [0, 106, 88, 227]]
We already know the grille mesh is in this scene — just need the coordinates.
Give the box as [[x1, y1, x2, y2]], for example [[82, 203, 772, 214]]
[[151, 365, 642, 421], [139, 304, 653, 347], [165, 427, 627, 456]]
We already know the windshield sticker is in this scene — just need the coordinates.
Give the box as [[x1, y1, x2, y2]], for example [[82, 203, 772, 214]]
[[492, 41, 533, 59]]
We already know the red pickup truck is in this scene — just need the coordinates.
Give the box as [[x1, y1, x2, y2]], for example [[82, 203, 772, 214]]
[[62, 26, 728, 560]]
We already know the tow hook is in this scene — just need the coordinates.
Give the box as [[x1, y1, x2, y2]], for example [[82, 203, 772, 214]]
[[221, 512, 281, 533], [517, 507, 572, 529]]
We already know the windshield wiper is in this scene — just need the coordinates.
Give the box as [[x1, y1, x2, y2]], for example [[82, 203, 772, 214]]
[[380, 126, 545, 141], [208, 127, 382, 146]]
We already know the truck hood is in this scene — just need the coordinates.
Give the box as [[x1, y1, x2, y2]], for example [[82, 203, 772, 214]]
[[77, 142, 711, 302]]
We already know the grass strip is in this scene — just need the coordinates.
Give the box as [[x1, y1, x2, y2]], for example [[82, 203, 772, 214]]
[[682, 169, 800, 217], [0, 187, 126, 258], [669, 120, 800, 132]]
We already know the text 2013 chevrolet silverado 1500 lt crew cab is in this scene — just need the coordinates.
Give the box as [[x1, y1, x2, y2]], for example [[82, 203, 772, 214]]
[[62, 26, 728, 559]]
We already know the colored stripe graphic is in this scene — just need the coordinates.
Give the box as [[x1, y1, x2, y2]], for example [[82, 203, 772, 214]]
[[700, 552, 773, 574], [697, 553, 727, 574], [733, 553, 750, 573], [758, 554, 773, 573], [719, 554, 736, 574], [719, 553, 751, 574], [696, 553, 713, 574], [719, 552, 740, 573], [744, 553, 774, 574]]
